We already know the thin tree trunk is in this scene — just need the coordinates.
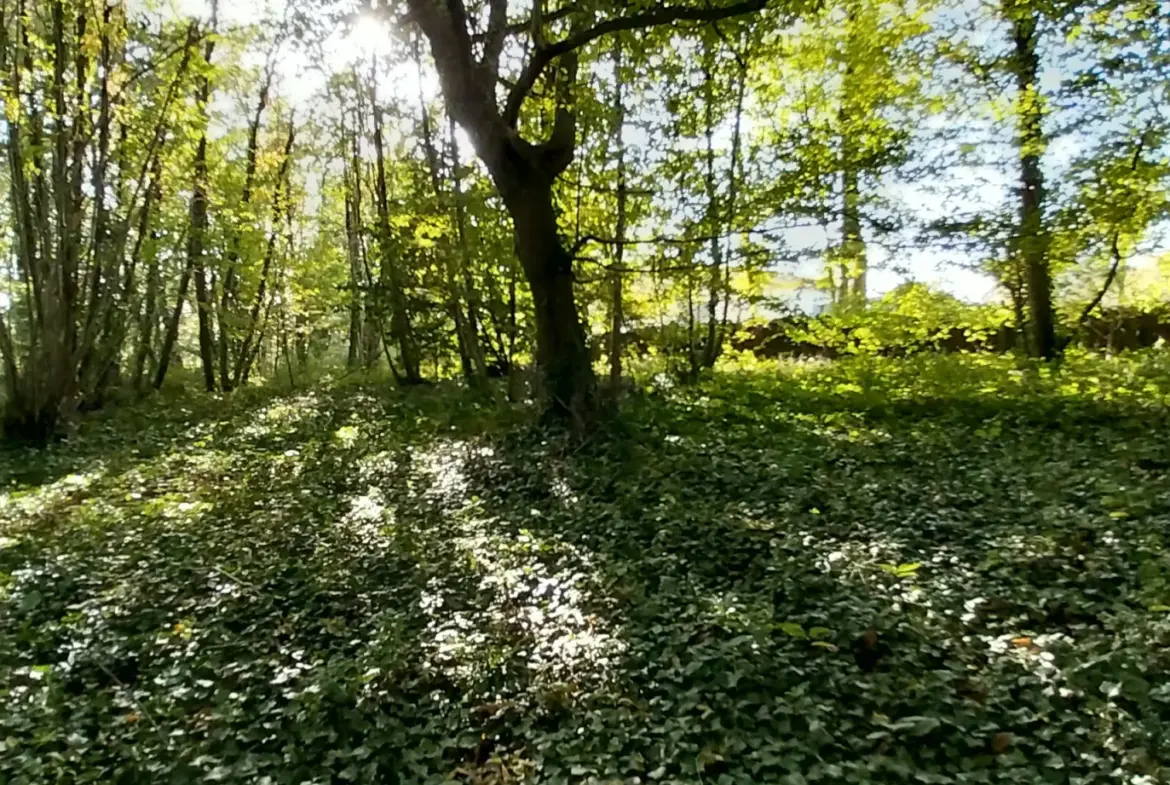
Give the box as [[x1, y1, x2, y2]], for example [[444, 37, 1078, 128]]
[[448, 117, 490, 384], [154, 246, 196, 390], [344, 160, 364, 369], [700, 58, 722, 369], [686, 269, 698, 378], [608, 36, 627, 392], [370, 63, 422, 383], [349, 82, 381, 369], [234, 119, 295, 387], [838, 5, 867, 308], [133, 205, 163, 390], [1006, 1, 1055, 359], [157, 12, 218, 390], [719, 44, 747, 353], [505, 256, 520, 401], [190, 12, 218, 391], [191, 160, 216, 390], [411, 34, 480, 382], [217, 69, 273, 391]]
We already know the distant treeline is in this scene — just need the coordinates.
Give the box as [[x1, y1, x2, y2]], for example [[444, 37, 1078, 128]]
[[731, 307, 1170, 358]]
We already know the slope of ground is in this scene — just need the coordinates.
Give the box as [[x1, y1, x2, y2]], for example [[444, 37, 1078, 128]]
[[2, 353, 1170, 784]]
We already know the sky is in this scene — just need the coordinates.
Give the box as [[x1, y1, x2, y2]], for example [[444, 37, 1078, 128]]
[[148, 0, 1166, 312]]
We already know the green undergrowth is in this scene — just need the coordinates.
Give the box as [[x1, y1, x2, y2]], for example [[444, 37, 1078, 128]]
[[3, 352, 1170, 784]]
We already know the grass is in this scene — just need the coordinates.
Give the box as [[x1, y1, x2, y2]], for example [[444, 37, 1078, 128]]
[[2, 352, 1170, 784]]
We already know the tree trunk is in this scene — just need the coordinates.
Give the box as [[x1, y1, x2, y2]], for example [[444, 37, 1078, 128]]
[[217, 68, 272, 392], [700, 58, 722, 370], [188, 16, 217, 392], [608, 36, 627, 392], [1007, 1, 1056, 359], [837, 5, 868, 309], [156, 15, 217, 392], [190, 142, 217, 392], [447, 116, 490, 385], [154, 247, 195, 390], [370, 65, 423, 383], [348, 85, 381, 370], [412, 40, 476, 383], [234, 119, 295, 387], [345, 169, 365, 370], [501, 172, 594, 420], [133, 216, 162, 391]]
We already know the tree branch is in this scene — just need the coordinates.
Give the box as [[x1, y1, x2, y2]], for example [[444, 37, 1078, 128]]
[[572, 225, 785, 255], [481, 0, 509, 74], [503, 0, 769, 126], [1076, 130, 1150, 326], [540, 50, 578, 174], [470, 6, 578, 41]]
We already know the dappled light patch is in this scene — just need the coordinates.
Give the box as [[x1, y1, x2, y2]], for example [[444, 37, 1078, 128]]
[[397, 439, 627, 695], [0, 469, 107, 532], [413, 438, 492, 507], [239, 392, 323, 440]]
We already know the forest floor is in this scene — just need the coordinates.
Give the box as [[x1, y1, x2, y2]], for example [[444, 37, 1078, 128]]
[[3, 353, 1170, 785]]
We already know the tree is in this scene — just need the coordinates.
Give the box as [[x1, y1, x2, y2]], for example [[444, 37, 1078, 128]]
[[402, 0, 777, 421], [1, 0, 202, 438]]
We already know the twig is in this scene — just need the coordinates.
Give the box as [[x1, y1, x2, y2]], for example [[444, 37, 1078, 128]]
[[95, 661, 163, 734], [211, 565, 260, 592]]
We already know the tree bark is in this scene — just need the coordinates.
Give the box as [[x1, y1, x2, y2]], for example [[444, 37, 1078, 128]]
[[158, 12, 218, 391], [411, 34, 484, 384], [154, 243, 196, 390], [133, 208, 163, 391], [449, 118, 490, 380], [344, 160, 365, 369], [1006, 1, 1055, 359], [191, 140, 217, 391], [503, 172, 593, 419]]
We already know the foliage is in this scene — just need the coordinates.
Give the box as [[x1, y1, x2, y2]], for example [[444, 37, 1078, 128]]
[[781, 284, 1015, 355], [4, 356, 1170, 782]]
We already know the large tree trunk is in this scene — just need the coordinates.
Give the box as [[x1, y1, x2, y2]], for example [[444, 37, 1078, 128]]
[[500, 172, 594, 420], [1007, 2, 1056, 359]]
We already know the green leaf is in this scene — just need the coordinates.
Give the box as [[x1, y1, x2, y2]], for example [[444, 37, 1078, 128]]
[[776, 622, 807, 639]]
